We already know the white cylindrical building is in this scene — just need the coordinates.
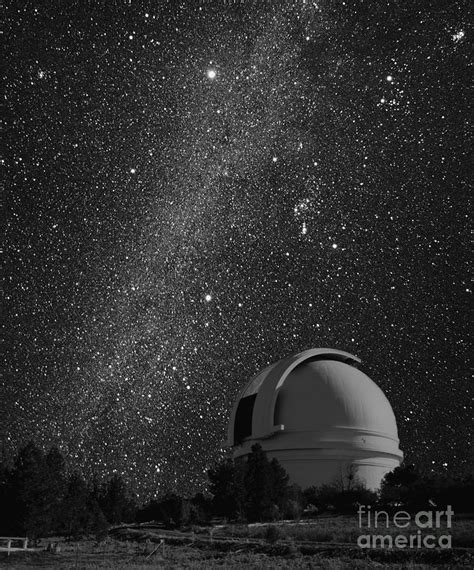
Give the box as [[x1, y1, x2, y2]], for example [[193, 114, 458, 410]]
[[226, 348, 403, 490]]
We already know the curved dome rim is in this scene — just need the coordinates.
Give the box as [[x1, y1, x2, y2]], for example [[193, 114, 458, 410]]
[[227, 348, 361, 446]]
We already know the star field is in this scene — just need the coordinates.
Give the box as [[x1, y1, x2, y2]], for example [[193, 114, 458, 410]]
[[3, 1, 472, 498]]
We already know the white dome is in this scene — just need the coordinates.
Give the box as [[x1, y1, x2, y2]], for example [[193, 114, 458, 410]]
[[227, 348, 403, 490]]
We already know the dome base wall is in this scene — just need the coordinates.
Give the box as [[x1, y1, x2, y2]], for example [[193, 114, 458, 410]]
[[234, 443, 402, 490]]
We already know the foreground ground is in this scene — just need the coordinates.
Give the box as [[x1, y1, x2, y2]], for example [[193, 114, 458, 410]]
[[1, 514, 473, 569]]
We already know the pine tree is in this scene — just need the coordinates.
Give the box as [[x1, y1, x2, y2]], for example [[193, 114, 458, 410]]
[[244, 444, 275, 522], [0, 461, 14, 534], [9, 442, 53, 537], [99, 473, 136, 524], [60, 471, 108, 538], [45, 446, 67, 532], [269, 457, 290, 511], [208, 458, 245, 519], [60, 472, 90, 537], [380, 463, 420, 507], [208, 445, 294, 522]]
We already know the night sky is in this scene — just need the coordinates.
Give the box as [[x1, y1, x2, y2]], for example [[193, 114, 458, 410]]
[[3, 1, 472, 498]]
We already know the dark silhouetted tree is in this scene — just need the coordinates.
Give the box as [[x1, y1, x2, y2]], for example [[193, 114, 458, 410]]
[[157, 494, 188, 527], [208, 445, 294, 522], [284, 484, 304, 520], [190, 492, 212, 524], [45, 446, 67, 531], [137, 492, 213, 527], [135, 498, 161, 523], [8, 442, 54, 537], [268, 457, 290, 508], [303, 480, 377, 514], [135, 493, 185, 527], [61, 472, 91, 537], [60, 471, 108, 538], [244, 444, 279, 522], [380, 464, 474, 512], [380, 463, 422, 508], [208, 458, 246, 520], [99, 473, 136, 524], [0, 462, 14, 534]]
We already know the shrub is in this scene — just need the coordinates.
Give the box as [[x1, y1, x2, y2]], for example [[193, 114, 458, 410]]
[[265, 524, 285, 543], [304, 482, 377, 514]]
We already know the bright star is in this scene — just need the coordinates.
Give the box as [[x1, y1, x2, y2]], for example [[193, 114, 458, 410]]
[[205, 294, 212, 302], [207, 69, 216, 79]]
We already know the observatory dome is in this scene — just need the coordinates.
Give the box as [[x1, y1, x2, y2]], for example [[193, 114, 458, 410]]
[[226, 348, 403, 490]]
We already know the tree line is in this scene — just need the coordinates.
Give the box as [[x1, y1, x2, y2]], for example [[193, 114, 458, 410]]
[[1, 441, 472, 539], [0, 442, 135, 539]]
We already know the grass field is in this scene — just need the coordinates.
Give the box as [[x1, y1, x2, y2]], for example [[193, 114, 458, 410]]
[[1, 514, 473, 568]]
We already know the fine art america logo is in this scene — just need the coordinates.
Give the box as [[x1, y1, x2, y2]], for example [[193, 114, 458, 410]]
[[357, 505, 453, 549]]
